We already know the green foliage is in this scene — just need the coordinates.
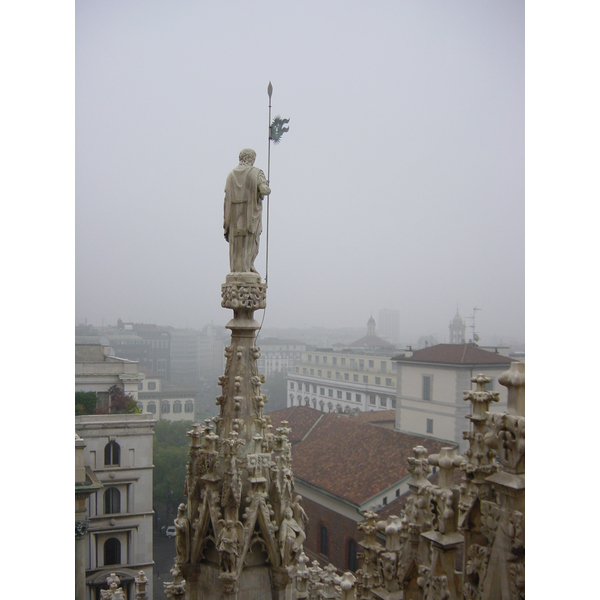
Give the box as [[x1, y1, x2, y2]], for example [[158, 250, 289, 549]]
[[93, 385, 141, 414], [153, 420, 194, 525], [75, 391, 97, 415]]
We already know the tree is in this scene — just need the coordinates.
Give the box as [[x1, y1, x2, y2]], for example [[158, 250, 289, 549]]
[[75, 391, 98, 415], [93, 385, 141, 415]]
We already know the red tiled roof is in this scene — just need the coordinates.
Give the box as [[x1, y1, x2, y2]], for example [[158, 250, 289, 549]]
[[393, 344, 516, 366], [268, 407, 450, 506], [348, 334, 394, 349], [268, 406, 324, 444], [352, 410, 396, 425]]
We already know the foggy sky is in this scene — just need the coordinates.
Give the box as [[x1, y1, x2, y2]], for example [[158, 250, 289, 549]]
[[75, 1, 525, 344]]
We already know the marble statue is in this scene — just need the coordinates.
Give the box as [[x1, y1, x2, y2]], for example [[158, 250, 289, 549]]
[[223, 148, 271, 274], [279, 507, 306, 565], [174, 503, 190, 563]]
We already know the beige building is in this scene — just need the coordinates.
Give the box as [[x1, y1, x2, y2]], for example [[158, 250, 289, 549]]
[[137, 369, 197, 421], [76, 337, 145, 407], [393, 343, 516, 451], [288, 348, 397, 413], [76, 414, 155, 600], [255, 337, 306, 375]]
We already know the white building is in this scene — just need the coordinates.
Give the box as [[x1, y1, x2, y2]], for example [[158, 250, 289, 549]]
[[76, 337, 145, 407], [76, 414, 155, 600], [393, 343, 517, 451], [255, 337, 306, 375], [137, 369, 197, 421]]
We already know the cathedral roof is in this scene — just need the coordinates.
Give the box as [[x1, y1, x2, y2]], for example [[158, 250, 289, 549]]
[[268, 406, 448, 506], [393, 343, 515, 366], [347, 334, 394, 350]]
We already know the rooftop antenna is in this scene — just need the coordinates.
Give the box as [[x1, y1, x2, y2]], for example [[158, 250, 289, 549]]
[[466, 307, 481, 344]]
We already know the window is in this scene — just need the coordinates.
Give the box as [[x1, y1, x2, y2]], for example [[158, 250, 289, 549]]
[[375, 377, 381, 385], [380, 362, 387, 373], [383, 496, 388, 505], [104, 488, 121, 514], [148, 381, 156, 391], [341, 358, 346, 366], [335, 372, 341, 380], [318, 370, 322, 377], [386, 378, 392, 387], [327, 371, 332, 378], [346, 392, 352, 401], [308, 355, 312, 362], [359, 359, 364, 369], [104, 441, 120, 467], [422, 375, 432, 401], [320, 387, 325, 395], [316, 356, 320, 364], [353, 374, 358, 382], [337, 391, 342, 399], [485, 378, 495, 391], [185, 400, 194, 413], [427, 418, 434, 433], [344, 373, 349, 380], [350, 359, 356, 368], [290, 382, 295, 390], [356, 393, 361, 402], [348, 539, 359, 572], [323, 357, 328, 364], [333, 357, 337, 366], [104, 538, 121, 566], [161, 401, 170, 414], [370, 395, 376, 405], [305, 383, 310, 392], [138, 383, 143, 390], [310, 369, 314, 375], [369, 360, 374, 368], [173, 401, 182, 413], [380, 397, 387, 407], [363, 375, 368, 383], [396, 488, 400, 497], [391, 398, 397, 408], [147, 401, 156, 414], [320, 525, 329, 556], [328, 389, 333, 397], [312, 385, 317, 393]]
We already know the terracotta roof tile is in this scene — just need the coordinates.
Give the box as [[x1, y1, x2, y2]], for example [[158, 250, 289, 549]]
[[269, 407, 451, 506], [393, 343, 516, 366]]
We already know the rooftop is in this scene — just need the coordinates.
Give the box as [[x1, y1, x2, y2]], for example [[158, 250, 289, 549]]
[[269, 406, 450, 506], [393, 343, 517, 366]]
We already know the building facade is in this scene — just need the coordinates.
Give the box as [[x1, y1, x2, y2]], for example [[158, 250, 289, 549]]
[[75, 414, 155, 600], [137, 370, 198, 422], [393, 343, 516, 451], [255, 337, 306, 376], [288, 348, 397, 413]]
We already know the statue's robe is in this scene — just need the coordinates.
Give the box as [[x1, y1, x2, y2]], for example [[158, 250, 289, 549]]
[[223, 164, 269, 273]]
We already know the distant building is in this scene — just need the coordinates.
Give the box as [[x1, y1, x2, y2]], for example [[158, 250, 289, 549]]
[[137, 369, 198, 421], [287, 318, 398, 413], [378, 308, 400, 344], [75, 337, 144, 408], [449, 309, 466, 344], [76, 414, 155, 600], [255, 337, 306, 376], [169, 327, 201, 385], [393, 343, 516, 451], [268, 406, 452, 572]]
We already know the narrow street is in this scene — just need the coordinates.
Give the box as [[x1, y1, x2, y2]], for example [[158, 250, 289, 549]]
[[152, 532, 177, 599]]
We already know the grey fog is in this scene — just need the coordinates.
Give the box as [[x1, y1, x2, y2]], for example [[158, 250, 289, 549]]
[[76, 1, 524, 346]]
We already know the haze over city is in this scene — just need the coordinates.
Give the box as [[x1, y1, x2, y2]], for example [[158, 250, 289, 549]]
[[75, 1, 525, 345]]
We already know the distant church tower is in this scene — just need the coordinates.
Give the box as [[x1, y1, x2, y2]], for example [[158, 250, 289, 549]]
[[449, 309, 466, 344], [367, 315, 376, 337]]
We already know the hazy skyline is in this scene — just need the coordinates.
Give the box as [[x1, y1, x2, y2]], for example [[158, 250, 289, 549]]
[[76, 1, 525, 344]]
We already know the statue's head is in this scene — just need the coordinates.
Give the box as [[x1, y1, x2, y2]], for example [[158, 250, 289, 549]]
[[239, 148, 256, 166]]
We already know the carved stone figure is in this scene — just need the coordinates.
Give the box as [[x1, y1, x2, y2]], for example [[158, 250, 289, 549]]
[[291, 494, 309, 532], [217, 519, 243, 573], [223, 148, 271, 274], [279, 507, 306, 565], [174, 503, 190, 563]]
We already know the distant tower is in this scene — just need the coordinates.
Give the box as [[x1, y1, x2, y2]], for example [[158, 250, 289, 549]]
[[378, 309, 400, 344], [449, 309, 466, 344], [367, 315, 376, 337]]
